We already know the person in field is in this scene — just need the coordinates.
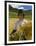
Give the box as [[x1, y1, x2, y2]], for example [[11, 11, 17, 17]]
[[10, 10, 24, 34], [10, 10, 28, 40]]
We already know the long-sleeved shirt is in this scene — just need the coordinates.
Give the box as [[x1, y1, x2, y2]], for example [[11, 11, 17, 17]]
[[13, 19, 28, 31]]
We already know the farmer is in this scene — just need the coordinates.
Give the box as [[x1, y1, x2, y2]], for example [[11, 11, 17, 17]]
[[10, 10, 24, 34], [10, 10, 27, 40]]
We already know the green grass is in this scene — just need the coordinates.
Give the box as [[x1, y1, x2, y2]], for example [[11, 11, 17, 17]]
[[24, 15, 32, 20], [9, 11, 32, 20]]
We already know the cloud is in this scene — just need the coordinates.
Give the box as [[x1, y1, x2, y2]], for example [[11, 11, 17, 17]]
[[10, 4, 18, 8], [17, 7, 29, 10], [17, 7, 24, 9], [10, 3, 21, 8]]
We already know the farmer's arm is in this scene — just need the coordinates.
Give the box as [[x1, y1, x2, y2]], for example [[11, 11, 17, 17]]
[[11, 20, 19, 34]]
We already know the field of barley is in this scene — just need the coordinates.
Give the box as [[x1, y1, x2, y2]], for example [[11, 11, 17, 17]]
[[9, 18, 32, 41], [9, 5, 32, 41]]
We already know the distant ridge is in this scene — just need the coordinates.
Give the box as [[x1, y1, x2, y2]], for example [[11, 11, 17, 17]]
[[9, 5, 32, 12]]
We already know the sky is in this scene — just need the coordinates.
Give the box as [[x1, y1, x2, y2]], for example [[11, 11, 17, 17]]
[[10, 3, 32, 11], [18, 5, 32, 10]]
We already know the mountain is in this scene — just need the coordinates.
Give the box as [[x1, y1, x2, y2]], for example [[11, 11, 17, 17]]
[[9, 5, 18, 12], [9, 5, 32, 15]]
